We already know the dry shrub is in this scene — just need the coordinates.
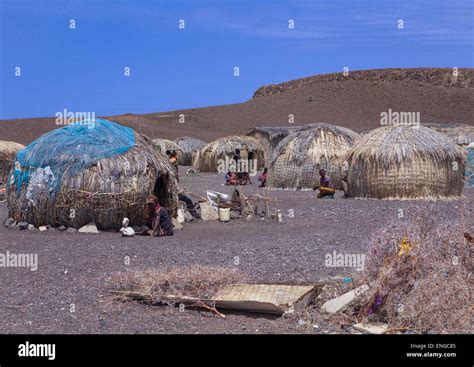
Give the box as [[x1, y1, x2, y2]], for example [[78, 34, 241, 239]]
[[352, 204, 472, 334], [110, 265, 249, 309]]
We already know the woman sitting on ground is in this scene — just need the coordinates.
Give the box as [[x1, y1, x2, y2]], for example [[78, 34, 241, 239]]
[[225, 171, 238, 185], [316, 169, 336, 198], [139, 195, 174, 236]]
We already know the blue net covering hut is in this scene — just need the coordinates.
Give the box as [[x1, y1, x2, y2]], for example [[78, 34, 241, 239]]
[[6, 118, 178, 229]]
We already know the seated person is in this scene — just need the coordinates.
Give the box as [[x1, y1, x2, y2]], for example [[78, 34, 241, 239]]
[[258, 168, 268, 187], [316, 169, 336, 198], [140, 195, 174, 236], [341, 174, 349, 198], [225, 171, 238, 185]]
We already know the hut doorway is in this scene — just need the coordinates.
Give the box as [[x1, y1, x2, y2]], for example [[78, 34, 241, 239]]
[[153, 174, 171, 208]]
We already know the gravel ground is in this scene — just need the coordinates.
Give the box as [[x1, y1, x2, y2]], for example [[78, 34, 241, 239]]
[[1, 168, 472, 334]]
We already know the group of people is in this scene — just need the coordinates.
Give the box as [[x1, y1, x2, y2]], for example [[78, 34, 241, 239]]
[[224, 145, 270, 187], [225, 166, 268, 187], [136, 147, 346, 237]]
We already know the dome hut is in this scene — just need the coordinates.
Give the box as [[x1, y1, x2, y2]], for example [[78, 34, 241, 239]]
[[174, 136, 206, 166], [7, 118, 179, 229], [152, 138, 184, 163], [0, 141, 25, 185], [442, 125, 474, 147], [246, 126, 303, 161], [440, 126, 474, 188], [267, 123, 360, 190], [345, 125, 466, 199], [193, 136, 265, 173]]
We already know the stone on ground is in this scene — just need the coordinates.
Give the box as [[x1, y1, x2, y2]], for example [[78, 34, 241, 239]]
[[353, 323, 389, 334], [321, 284, 369, 313], [200, 202, 218, 221], [78, 222, 99, 234]]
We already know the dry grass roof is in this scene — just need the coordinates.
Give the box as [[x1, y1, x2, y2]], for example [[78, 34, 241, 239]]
[[269, 123, 360, 166], [0, 140, 25, 160], [267, 123, 360, 190], [442, 125, 474, 146], [345, 125, 466, 199], [347, 125, 466, 168], [193, 135, 265, 172], [247, 126, 304, 139]]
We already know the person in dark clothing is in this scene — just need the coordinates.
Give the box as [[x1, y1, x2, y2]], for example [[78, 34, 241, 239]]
[[233, 148, 241, 167], [141, 195, 174, 236]]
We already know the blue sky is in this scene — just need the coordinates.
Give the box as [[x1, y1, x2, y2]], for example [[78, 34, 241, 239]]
[[0, 0, 472, 119]]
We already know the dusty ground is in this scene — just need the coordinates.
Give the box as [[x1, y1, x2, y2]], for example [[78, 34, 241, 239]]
[[0, 167, 472, 334]]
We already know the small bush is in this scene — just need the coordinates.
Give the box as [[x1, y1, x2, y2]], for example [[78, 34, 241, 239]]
[[353, 205, 472, 334]]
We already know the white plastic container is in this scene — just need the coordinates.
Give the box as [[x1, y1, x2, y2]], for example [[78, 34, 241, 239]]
[[218, 207, 231, 222]]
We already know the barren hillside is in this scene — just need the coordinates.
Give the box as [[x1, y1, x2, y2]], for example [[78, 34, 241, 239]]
[[1, 68, 472, 145]]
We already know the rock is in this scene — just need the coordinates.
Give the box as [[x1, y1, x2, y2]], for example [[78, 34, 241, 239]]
[[78, 222, 99, 234], [172, 217, 183, 230], [27, 224, 36, 231], [17, 222, 29, 230], [57, 225, 67, 231], [66, 227, 77, 233], [200, 202, 218, 221], [3, 217, 15, 227], [353, 323, 389, 334], [39, 226, 49, 232], [183, 211, 194, 223], [321, 284, 369, 314]]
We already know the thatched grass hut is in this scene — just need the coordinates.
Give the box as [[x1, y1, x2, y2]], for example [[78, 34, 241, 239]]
[[0, 141, 25, 184], [246, 126, 303, 160], [152, 138, 184, 163], [174, 136, 206, 166], [193, 136, 265, 173], [267, 123, 360, 190], [7, 118, 178, 229], [442, 125, 474, 147], [345, 125, 466, 199]]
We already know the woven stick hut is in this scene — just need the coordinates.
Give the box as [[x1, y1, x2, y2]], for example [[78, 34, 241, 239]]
[[7, 118, 178, 229], [193, 136, 265, 173], [174, 136, 206, 166], [345, 125, 466, 199], [267, 123, 360, 190], [0, 141, 25, 185], [246, 126, 303, 161]]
